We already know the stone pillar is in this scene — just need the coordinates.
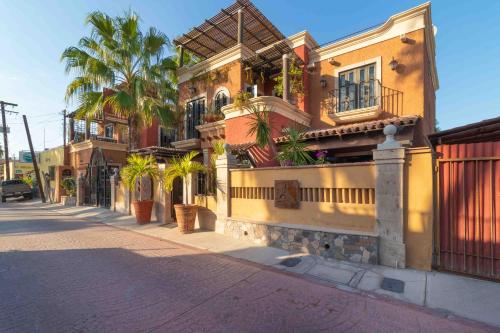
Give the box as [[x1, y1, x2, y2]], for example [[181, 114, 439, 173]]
[[373, 125, 406, 268], [110, 175, 117, 212], [76, 173, 85, 206], [237, 9, 244, 44], [215, 144, 237, 234], [282, 53, 289, 102]]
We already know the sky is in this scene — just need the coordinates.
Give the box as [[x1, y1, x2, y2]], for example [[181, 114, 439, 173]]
[[0, 0, 499, 156]]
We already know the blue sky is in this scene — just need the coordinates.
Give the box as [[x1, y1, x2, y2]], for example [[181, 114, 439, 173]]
[[0, 0, 499, 155]]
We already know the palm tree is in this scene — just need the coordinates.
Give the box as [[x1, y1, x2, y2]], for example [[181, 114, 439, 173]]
[[163, 151, 206, 200], [61, 11, 178, 150], [120, 154, 159, 202], [276, 127, 314, 166]]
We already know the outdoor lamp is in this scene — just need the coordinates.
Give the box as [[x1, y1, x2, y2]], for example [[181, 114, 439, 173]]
[[320, 77, 327, 88], [389, 57, 399, 71], [189, 84, 197, 95]]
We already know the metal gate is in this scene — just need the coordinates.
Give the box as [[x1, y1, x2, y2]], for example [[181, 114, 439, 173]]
[[83, 148, 111, 208], [437, 150, 499, 279]]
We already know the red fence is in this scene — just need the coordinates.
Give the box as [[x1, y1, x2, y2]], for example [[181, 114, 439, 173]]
[[436, 141, 500, 279]]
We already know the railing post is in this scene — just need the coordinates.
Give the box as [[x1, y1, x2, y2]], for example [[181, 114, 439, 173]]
[[215, 144, 237, 234], [374, 125, 406, 268]]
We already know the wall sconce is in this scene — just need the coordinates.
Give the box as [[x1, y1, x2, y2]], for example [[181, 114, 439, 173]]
[[188, 84, 197, 95], [400, 34, 410, 43], [328, 57, 339, 66], [320, 77, 327, 88], [389, 57, 399, 71]]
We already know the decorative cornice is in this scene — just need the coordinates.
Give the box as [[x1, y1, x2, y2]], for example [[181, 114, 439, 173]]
[[285, 30, 319, 50], [69, 140, 128, 153], [195, 119, 226, 132], [177, 44, 255, 84], [309, 2, 438, 91], [221, 96, 312, 127]]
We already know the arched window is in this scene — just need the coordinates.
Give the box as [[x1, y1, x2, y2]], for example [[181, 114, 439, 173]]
[[214, 90, 229, 114]]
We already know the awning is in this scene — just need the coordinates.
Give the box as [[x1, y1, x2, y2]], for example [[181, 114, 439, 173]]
[[173, 0, 284, 59], [275, 115, 420, 143], [130, 146, 192, 159]]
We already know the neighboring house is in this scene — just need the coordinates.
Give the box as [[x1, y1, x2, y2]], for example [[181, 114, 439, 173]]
[[38, 146, 70, 203], [169, 1, 437, 168], [2, 159, 34, 180], [429, 117, 500, 280]]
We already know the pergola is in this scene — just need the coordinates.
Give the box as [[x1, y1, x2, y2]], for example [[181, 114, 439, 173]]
[[173, 0, 285, 63]]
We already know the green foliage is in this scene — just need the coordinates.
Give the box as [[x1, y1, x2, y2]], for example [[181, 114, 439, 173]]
[[273, 59, 304, 97], [246, 104, 272, 149], [163, 151, 206, 193], [276, 128, 314, 166], [233, 91, 252, 109], [61, 10, 179, 148], [61, 177, 76, 197], [120, 154, 159, 201]]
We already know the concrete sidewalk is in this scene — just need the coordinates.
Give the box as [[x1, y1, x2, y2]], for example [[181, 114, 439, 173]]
[[40, 202, 500, 328]]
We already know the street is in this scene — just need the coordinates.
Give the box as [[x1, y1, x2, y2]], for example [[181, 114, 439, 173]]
[[0, 201, 494, 333]]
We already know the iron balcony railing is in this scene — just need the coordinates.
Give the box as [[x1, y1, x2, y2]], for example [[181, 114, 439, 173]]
[[327, 79, 403, 115]]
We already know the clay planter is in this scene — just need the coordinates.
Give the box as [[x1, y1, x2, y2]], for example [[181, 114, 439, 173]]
[[132, 200, 154, 225], [174, 204, 198, 234]]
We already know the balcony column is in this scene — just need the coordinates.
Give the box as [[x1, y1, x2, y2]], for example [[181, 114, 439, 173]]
[[237, 9, 244, 44], [69, 117, 75, 142], [282, 53, 289, 102], [179, 45, 184, 67], [85, 119, 90, 141]]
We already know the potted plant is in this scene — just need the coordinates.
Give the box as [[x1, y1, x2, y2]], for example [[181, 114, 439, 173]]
[[163, 151, 206, 234], [120, 154, 159, 224], [61, 177, 77, 206], [233, 91, 252, 109]]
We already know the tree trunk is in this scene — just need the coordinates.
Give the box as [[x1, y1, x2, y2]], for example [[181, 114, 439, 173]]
[[128, 116, 138, 151]]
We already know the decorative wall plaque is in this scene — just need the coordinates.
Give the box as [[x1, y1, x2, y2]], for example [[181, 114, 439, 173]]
[[274, 180, 300, 209]]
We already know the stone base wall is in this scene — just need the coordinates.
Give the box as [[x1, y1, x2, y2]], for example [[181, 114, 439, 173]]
[[224, 219, 378, 264]]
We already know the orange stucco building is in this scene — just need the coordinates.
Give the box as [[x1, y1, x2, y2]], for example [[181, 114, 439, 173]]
[[169, 1, 438, 168]]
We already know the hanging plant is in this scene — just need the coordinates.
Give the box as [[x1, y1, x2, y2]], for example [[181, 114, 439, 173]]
[[273, 59, 304, 97], [233, 91, 252, 109]]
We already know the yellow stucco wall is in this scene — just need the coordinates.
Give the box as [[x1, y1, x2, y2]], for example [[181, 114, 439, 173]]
[[3, 161, 34, 180], [405, 148, 434, 271], [38, 146, 66, 177], [230, 163, 376, 233]]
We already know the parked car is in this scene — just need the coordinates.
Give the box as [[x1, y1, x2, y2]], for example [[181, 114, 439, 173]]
[[0, 179, 33, 202]]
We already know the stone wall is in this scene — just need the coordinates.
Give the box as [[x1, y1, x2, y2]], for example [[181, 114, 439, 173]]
[[224, 218, 378, 265]]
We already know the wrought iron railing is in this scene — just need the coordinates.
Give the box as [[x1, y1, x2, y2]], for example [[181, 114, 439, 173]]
[[327, 79, 403, 115]]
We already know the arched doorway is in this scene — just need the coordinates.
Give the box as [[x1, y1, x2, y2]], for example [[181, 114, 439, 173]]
[[83, 148, 111, 208]]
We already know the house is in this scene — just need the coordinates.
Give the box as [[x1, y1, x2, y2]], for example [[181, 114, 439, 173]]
[[170, 1, 437, 168], [135, 0, 439, 270]]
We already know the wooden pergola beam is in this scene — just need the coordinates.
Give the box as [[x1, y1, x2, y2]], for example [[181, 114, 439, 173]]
[[236, 0, 282, 40], [191, 26, 228, 50], [221, 8, 266, 48]]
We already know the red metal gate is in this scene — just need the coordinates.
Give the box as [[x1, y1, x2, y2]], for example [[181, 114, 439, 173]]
[[437, 142, 499, 280]]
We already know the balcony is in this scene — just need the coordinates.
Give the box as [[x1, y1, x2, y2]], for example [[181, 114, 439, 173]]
[[327, 79, 403, 124], [221, 96, 312, 127], [70, 134, 128, 153]]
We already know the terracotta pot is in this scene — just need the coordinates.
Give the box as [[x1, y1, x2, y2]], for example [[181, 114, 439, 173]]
[[132, 200, 154, 225], [174, 204, 198, 234]]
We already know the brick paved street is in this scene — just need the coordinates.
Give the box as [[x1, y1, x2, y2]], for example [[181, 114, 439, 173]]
[[0, 201, 495, 333]]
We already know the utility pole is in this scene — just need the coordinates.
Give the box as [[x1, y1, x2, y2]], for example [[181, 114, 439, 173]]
[[63, 109, 67, 147], [0, 100, 18, 180], [22, 115, 45, 203]]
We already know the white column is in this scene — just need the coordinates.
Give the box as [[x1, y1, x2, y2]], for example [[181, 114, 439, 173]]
[[282, 54, 289, 102], [373, 125, 406, 268], [215, 145, 237, 234]]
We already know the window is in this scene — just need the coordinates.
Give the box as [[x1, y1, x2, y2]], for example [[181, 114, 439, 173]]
[[185, 97, 205, 139], [90, 122, 99, 136], [104, 124, 114, 139], [48, 166, 55, 181], [338, 64, 377, 112], [214, 91, 228, 114], [159, 127, 177, 147], [196, 172, 207, 195]]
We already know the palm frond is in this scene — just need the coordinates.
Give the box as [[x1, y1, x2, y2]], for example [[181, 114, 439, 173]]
[[163, 151, 206, 192]]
